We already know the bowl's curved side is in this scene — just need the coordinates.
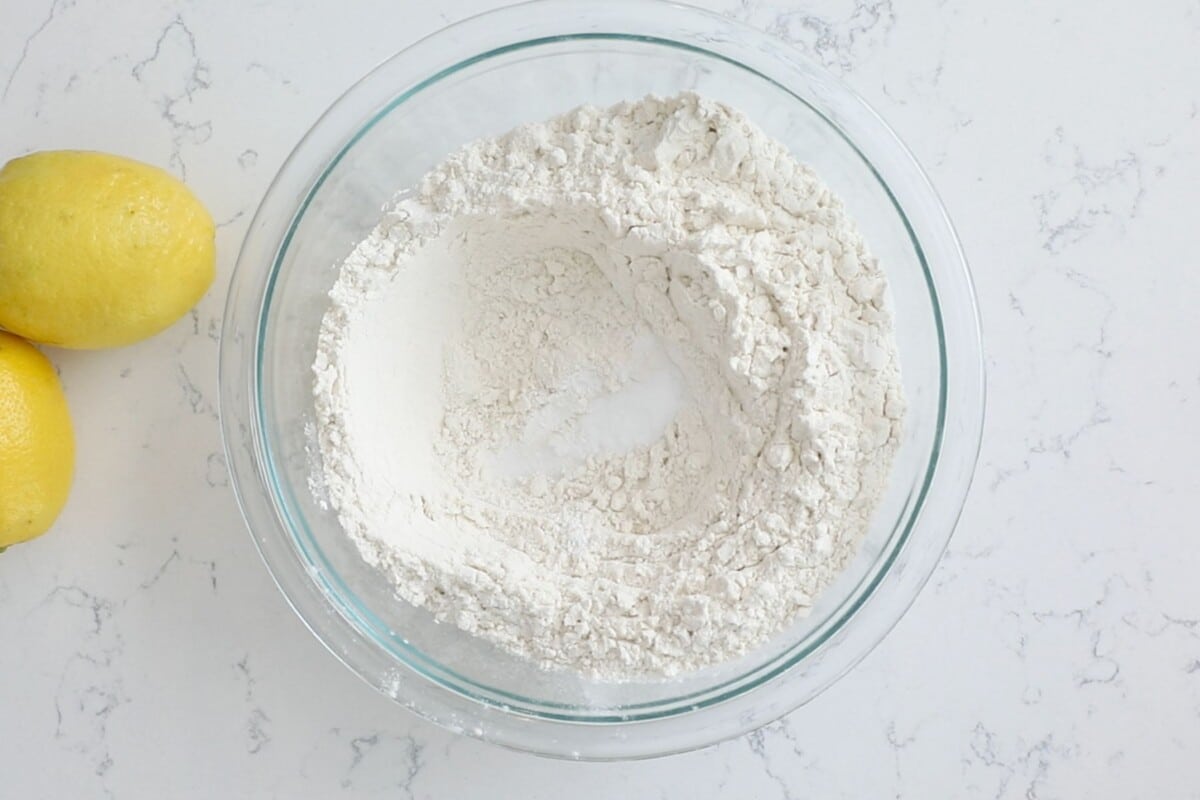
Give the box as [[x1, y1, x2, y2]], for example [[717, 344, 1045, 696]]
[[219, 0, 985, 760]]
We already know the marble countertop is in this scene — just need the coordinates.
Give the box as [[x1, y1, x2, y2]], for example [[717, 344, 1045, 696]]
[[2, 0, 1198, 796]]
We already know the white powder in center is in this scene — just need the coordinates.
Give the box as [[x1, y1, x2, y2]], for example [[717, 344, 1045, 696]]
[[312, 93, 904, 680]]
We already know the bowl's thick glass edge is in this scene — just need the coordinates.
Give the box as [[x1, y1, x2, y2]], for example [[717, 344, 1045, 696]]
[[220, 0, 986, 760]]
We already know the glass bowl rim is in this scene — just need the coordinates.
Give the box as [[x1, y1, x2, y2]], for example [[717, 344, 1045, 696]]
[[219, 0, 985, 759]]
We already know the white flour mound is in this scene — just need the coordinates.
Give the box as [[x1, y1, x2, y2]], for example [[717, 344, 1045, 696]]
[[312, 93, 904, 680]]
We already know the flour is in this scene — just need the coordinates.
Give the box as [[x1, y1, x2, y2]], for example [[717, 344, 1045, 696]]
[[312, 93, 904, 680]]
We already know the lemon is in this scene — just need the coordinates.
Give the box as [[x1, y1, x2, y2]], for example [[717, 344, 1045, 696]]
[[0, 150, 215, 349], [0, 332, 74, 550]]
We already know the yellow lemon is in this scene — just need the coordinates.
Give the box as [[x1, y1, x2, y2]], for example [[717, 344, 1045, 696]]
[[0, 332, 74, 550], [0, 150, 215, 349]]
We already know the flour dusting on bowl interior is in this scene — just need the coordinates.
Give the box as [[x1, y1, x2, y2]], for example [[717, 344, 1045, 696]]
[[311, 93, 904, 680]]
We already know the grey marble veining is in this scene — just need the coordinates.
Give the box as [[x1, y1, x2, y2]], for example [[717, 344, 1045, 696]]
[[1, 0, 1198, 797]]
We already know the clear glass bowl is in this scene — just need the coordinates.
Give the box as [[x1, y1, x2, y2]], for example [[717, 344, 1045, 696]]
[[219, 0, 984, 760]]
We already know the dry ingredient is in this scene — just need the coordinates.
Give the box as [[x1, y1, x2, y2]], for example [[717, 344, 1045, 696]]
[[312, 93, 904, 680]]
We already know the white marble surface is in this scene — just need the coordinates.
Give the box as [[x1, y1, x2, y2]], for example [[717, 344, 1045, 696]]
[[2, 0, 1198, 796]]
